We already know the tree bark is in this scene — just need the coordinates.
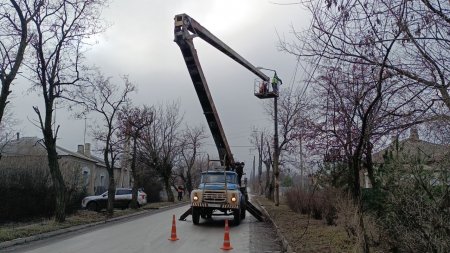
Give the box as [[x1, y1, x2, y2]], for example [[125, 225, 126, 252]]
[[186, 172, 193, 197], [41, 105, 66, 222], [106, 168, 116, 216], [164, 175, 175, 202], [46, 138, 66, 222], [0, 0, 29, 124], [364, 141, 376, 188]]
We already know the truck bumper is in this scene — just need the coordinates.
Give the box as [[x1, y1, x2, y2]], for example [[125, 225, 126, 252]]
[[192, 202, 238, 209]]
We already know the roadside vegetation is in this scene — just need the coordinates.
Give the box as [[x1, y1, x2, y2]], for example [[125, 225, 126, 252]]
[[249, 1, 450, 252]]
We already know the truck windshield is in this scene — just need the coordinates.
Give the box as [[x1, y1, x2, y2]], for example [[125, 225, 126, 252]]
[[202, 174, 236, 184]]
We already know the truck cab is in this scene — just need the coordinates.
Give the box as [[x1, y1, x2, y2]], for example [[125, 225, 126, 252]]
[[190, 170, 246, 225]]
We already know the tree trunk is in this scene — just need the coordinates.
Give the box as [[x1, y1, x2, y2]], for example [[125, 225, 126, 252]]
[[356, 200, 370, 253], [0, 0, 28, 125], [42, 106, 66, 223], [47, 141, 66, 222], [186, 172, 193, 197], [0, 82, 11, 125], [164, 176, 174, 202], [364, 141, 376, 188], [273, 149, 280, 205], [107, 169, 116, 216], [350, 150, 370, 253], [352, 155, 361, 200]]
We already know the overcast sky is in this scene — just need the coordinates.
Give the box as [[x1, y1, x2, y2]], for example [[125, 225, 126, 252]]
[[11, 0, 309, 174]]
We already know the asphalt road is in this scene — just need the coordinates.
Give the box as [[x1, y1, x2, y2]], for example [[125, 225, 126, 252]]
[[6, 205, 271, 253]]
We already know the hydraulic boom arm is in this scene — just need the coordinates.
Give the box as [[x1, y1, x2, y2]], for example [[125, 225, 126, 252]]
[[174, 13, 269, 171]]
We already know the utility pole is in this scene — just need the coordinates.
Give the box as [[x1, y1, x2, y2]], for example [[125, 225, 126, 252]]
[[299, 133, 304, 190], [273, 94, 280, 206], [259, 132, 263, 195], [252, 155, 255, 192], [255, 66, 281, 206]]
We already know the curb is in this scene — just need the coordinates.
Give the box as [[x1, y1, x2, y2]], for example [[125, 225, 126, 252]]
[[0, 202, 189, 250], [254, 198, 296, 253]]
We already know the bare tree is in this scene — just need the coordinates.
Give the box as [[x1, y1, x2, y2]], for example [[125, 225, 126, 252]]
[[250, 127, 267, 195], [302, 58, 434, 252], [275, 1, 450, 250], [0, 0, 38, 124], [139, 102, 182, 202], [283, 0, 450, 123], [0, 108, 19, 144], [74, 72, 135, 216], [178, 125, 207, 195], [27, 0, 106, 222], [262, 85, 311, 199], [118, 105, 153, 209]]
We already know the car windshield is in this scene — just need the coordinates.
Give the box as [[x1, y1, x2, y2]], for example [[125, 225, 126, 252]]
[[201, 173, 236, 184], [116, 189, 132, 195]]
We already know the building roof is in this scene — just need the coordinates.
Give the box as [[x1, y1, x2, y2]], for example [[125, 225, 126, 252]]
[[0, 137, 100, 164]]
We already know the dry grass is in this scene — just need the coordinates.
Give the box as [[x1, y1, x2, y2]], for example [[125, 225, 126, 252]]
[[0, 211, 106, 242], [256, 196, 355, 253]]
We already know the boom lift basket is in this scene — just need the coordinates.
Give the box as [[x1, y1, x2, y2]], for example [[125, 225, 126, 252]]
[[254, 78, 278, 99]]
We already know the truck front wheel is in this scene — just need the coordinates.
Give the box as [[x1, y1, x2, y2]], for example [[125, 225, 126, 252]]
[[240, 205, 246, 219], [233, 208, 241, 225], [192, 207, 200, 225]]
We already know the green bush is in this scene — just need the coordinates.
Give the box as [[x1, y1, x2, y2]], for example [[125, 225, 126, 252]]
[[0, 167, 55, 222], [0, 167, 86, 222], [361, 188, 386, 214]]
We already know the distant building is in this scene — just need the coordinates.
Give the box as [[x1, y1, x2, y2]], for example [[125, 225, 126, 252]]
[[362, 127, 449, 188], [0, 136, 129, 195]]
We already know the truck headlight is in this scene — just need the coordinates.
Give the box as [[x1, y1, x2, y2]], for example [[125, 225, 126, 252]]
[[231, 193, 237, 202], [193, 193, 199, 201]]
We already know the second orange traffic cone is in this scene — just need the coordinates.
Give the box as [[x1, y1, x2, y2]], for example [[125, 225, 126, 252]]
[[220, 219, 233, 250], [168, 214, 179, 241]]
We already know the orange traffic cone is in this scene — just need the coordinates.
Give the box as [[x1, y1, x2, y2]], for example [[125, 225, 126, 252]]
[[220, 219, 233, 250], [168, 214, 179, 241]]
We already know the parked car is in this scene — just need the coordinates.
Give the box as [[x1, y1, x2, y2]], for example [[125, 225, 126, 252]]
[[81, 188, 147, 211]]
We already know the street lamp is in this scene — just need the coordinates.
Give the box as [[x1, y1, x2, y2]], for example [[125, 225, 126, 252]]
[[255, 66, 280, 206]]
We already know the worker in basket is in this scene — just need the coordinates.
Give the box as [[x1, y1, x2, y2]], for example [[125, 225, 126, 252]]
[[271, 73, 282, 94], [259, 81, 268, 94]]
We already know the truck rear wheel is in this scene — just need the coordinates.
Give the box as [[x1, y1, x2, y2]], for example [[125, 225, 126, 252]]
[[192, 207, 200, 225], [233, 208, 241, 225]]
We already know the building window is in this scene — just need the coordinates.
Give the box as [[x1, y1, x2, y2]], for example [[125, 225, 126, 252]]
[[100, 174, 105, 187], [82, 167, 90, 187]]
